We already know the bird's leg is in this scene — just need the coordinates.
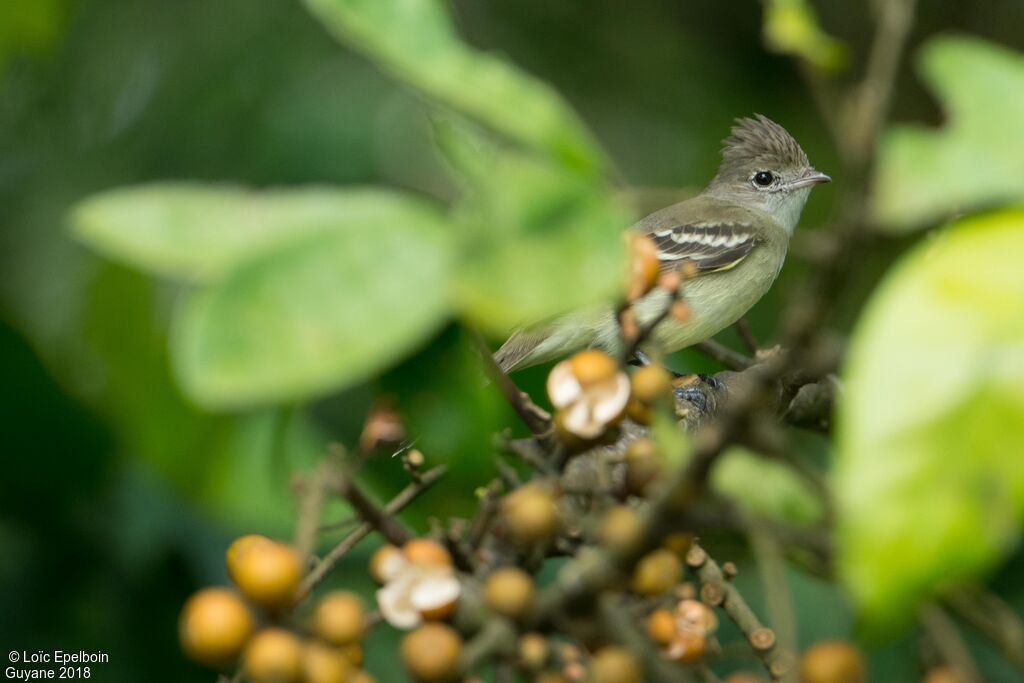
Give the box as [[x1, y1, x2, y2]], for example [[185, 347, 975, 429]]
[[673, 374, 723, 415]]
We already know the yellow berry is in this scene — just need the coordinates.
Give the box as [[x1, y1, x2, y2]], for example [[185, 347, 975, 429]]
[[501, 484, 560, 545], [369, 544, 404, 584], [312, 591, 365, 646], [799, 641, 866, 683], [631, 549, 682, 596], [624, 439, 661, 496], [627, 233, 661, 301], [242, 628, 303, 683], [484, 566, 535, 620], [300, 641, 354, 683], [400, 623, 463, 682], [226, 534, 271, 584], [591, 646, 642, 683], [231, 539, 303, 609], [630, 366, 673, 406], [179, 587, 254, 667], [518, 632, 549, 671], [598, 505, 643, 555]]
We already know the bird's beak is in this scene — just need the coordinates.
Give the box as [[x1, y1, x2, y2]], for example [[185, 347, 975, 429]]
[[789, 168, 832, 189]]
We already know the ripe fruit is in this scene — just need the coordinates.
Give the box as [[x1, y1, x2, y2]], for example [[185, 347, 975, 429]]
[[570, 350, 619, 387], [630, 366, 673, 406], [300, 641, 354, 683], [179, 587, 254, 667], [312, 591, 365, 646], [631, 548, 683, 596], [400, 623, 463, 682], [227, 535, 271, 584], [799, 641, 865, 683], [624, 439, 661, 496], [369, 544, 404, 584], [242, 628, 303, 683], [403, 539, 453, 568], [627, 233, 660, 301], [518, 632, 549, 671], [598, 505, 643, 555], [501, 484, 560, 545], [484, 566, 535, 620], [667, 629, 707, 664], [591, 646, 642, 683], [230, 538, 303, 609], [646, 609, 676, 646], [677, 599, 718, 634]]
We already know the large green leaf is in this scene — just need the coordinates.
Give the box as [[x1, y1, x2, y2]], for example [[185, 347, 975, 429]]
[[872, 37, 1024, 230], [72, 184, 443, 282], [171, 212, 453, 408], [836, 210, 1024, 630], [712, 447, 823, 526], [436, 119, 629, 333], [301, 0, 603, 174]]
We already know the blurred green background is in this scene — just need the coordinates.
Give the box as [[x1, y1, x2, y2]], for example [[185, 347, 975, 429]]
[[2, 0, 1023, 681]]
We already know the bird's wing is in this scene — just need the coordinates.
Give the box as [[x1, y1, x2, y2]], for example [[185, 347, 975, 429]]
[[645, 222, 758, 274]]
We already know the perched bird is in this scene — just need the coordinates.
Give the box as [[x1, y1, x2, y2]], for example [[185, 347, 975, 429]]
[[495, 114, 830, 373]]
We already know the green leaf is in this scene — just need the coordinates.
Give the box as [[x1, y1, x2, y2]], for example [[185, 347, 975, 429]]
[[71, 184, 444, 282], [762, 0, 847, 72], [712, 447, 824, 526], [872, 37, 1024, 230], [301, 0, 603, 174], [836, 210, 1024, 630], [437, 119, 629, 333], [171, 211, 453, 408]]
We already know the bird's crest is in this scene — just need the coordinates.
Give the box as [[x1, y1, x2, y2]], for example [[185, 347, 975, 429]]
[[720, 114, 809, 170]]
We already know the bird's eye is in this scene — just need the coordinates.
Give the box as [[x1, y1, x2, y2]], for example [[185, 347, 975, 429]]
[[753, 171, 775, 187]]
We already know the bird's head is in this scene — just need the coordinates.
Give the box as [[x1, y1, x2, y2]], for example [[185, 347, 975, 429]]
[[706, 114, 830, 233]]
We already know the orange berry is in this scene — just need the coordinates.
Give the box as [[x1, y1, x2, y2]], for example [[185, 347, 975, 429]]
[[627, 233, 661, 301], [403, 539, 453, 568], [484, 566, 535, 620], [669, 629, 707, 664], [312, 591, 365, 646], [569, 350, 618, 387], [400, 623, 463, 682], [677, 599, 718, 634], [179, 587, 254, 667], [646, 609, 676, 646], [231, 539, 303, 609], [799, 641, 866, 683], [242, 628, 303, 683]]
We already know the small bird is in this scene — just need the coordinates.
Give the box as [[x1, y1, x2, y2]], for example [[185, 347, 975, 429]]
[[495, 114, 830, 373]]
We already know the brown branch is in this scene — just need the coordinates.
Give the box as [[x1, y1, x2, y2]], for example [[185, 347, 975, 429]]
[[471, 328, 552, 438], [694, 340, 753, 371], [920, 603, 983, 683], [686, 543, 794, 681], [945, 588, 1024, 671], [735, 319, 761, 355], [299, 464, 447, 598], [332, 468, 414, 547]]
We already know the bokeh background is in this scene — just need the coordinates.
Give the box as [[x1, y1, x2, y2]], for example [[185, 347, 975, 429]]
[[2, 0, 1023, 681]]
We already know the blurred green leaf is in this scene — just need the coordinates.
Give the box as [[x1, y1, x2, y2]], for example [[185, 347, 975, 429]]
[[873, 37, 1024, 230], [836, 210, 1024, 630], [171, 212, 453, 408], [0, 0, 70, 72], [651, 409, 691, 470], [301, 0, 604, 174], [712, 447, 823, 526], [71, 185, 444, 282], [763, 0, 847, 72], [437, 119, 629, 333]]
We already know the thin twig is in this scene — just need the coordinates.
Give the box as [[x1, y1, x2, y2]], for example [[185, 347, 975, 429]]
[[299, 465, 447, 597], [920, 603, 983, 683], [686, 543, 794, 681], [332, 468, 414, 547], [945, 588, 1024, 671], [471, 328, 552, 437], [694, 340, 753, 371], [735, 319, 760, 355]]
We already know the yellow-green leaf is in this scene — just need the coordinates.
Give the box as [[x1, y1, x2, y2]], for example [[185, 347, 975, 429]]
[[836, 209, 1024, 630], [873, 37, 1024, 230]]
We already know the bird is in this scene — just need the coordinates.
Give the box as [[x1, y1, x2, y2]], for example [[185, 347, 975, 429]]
[[494, 114, 830, 373]]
